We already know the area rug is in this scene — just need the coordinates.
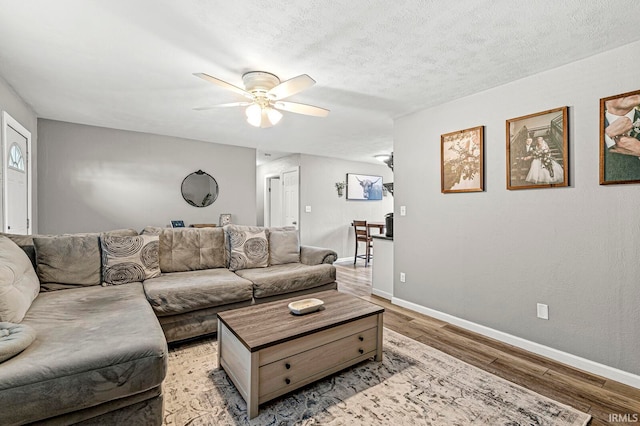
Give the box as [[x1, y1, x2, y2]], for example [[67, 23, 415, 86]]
[[163, 328, 590, 425]]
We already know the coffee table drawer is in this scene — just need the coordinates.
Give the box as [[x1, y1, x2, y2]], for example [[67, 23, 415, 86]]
[[258, 326, 378, 399], [259, 315, 378, 367]]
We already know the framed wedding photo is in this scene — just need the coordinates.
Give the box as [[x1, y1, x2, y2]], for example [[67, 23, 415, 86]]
[[440, 125, 484, 193], [506, 106, 568, 190], [599, 89, 640, 185]]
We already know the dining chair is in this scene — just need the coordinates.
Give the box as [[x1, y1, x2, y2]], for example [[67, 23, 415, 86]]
[[352, 220, 373, 267]]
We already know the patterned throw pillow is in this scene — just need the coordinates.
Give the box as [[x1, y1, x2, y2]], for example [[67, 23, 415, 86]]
[[226, 225, 269, 271], [101, 235, 160, 285]]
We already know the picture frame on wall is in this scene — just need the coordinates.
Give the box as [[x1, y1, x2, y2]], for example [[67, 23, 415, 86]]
[[441, 125, 484, 193], [599, 89, 640, 185], [346, 173, 383, 200], [219, 213, 232, 226], [506, 106, 568, 190]]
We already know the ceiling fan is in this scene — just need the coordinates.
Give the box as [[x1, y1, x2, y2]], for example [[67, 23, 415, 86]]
[[193, 71, 330, 128]]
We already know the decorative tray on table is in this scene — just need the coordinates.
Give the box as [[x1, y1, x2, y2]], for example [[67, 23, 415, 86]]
[[288, 298, 324, 315]]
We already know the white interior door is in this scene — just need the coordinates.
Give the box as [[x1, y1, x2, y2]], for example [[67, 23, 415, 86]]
[[2, 112, 32, 234], [268, 177, 282, 227], [281, 168, 299, 229]]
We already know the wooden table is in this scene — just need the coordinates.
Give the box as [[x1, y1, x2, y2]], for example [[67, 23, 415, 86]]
[[350, 222, 385, 235], [366, 222, 385, 235], [217, 290, 384, 419]]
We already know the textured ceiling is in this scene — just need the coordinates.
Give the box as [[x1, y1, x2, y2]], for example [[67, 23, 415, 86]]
[[1, 0, 640, 165]]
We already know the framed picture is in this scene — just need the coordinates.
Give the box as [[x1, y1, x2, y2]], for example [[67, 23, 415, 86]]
[[170, 220, 185, 228], [219, 213, 231, 226], [599, 89, 640, 185], [346, 173, 383, 200], [506, 106, 568, 190], [441, 125, 484, 193]]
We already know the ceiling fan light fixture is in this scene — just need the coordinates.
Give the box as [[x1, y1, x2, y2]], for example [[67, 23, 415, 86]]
[[246, 104, 262, 127], [266, 107, 282, 126], [194, 71, 329, 128]]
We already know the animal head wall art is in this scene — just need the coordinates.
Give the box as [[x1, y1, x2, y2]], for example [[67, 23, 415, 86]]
[[346, 174, 383, 200]]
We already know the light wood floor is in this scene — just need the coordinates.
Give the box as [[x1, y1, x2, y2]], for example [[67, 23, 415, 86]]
[[335, 261, 640, 426]]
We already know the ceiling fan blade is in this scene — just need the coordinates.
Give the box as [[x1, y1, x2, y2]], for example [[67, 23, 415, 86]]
[[193, 102, 253, 111], [193, 73, 254, 100], [267, 74, 316, 100], [273, 101, 330, 117]]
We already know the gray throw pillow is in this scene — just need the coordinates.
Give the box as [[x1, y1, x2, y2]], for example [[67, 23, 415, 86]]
[[101, 235, 160, 285], [226, 225, 269, 271], [0, 237, 40, 323], [269, 229, 300, 265], [33, 235, 101, 286]]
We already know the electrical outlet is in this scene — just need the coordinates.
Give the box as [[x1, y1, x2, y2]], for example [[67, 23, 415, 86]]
[[305, 205, 312, 213], [400, 272, 406, 283], [536, 303, 549, 320], [400, 206, 406, 216]]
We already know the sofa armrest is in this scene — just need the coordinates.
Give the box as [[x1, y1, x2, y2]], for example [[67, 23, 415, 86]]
[[300, 246, 338, 265]]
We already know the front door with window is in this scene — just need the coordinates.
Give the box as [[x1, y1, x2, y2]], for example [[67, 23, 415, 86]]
[[3, 112, 31, 234]]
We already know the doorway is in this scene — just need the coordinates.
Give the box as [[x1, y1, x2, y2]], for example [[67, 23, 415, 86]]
[[265, 176, 282, 227], [281, 167, 299, 229], [264, 168, 299, 229], [2, 112, 32, 234]]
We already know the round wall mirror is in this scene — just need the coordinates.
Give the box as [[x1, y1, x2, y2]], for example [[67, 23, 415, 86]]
[[181, 170, 219, 207]]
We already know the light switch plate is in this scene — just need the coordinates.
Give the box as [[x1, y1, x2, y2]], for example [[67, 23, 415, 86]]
[[305, 205, 312, 213]]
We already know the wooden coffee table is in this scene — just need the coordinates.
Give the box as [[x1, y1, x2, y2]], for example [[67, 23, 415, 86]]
[[216, 290, 384, 419]]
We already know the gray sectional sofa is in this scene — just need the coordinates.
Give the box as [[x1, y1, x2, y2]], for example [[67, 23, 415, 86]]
[[0, 225, 337, 425]]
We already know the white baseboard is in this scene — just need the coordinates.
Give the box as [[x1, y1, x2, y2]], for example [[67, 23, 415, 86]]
[[391, 296, 640, 389], [371, 288, 392, 300], [335, 256, 354, 264]]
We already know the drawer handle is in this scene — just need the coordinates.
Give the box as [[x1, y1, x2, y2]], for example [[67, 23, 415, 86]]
[[285, 363, 291, 370], [358, 336, 364, 341], [359, 348, 364, 354], [285, 378, 291, 385]]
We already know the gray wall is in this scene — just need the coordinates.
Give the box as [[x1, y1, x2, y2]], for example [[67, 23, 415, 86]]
[[257, 153, 393, 258], [0, 76, 38, 231], [38, 119, 256, 233], [394, 40, 640, 375]]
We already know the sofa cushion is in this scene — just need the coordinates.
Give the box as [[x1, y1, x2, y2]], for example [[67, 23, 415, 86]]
[[235, 263, 337, 299], [269, 229, 300, 265], [226, 225, 269, 271], [101, 235, 160, 285], [143, 269, 253, 316], [1, 229, 138, 269], [0, 322, 37, 363], [157, 227, 226, 273], [0, 283, 167, 425], [0, 236, 40, 323], [34, 235, 102, 287], [0, 232, 46, 269]]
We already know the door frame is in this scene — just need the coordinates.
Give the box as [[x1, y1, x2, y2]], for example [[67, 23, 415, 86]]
[[281, 166, 300, 229], [2, 111, 32, 234], [264, 174, 281, 227]]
